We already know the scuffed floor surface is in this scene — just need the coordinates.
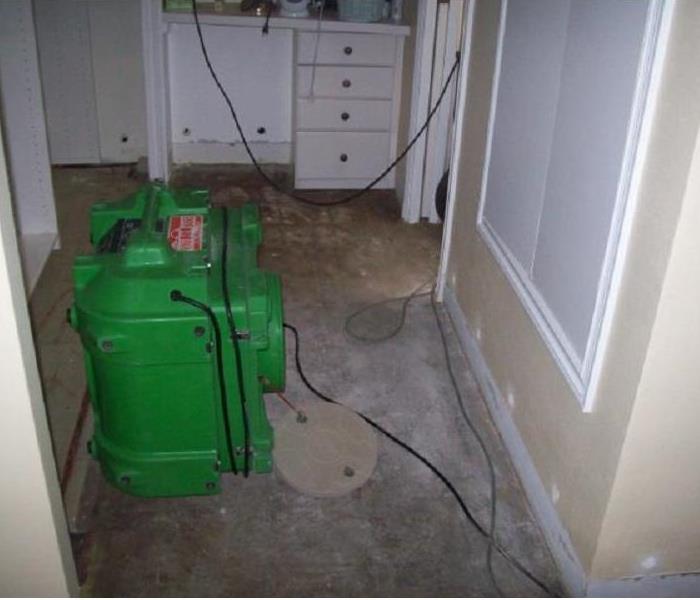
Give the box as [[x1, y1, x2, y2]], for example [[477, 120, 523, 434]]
[[43, 165, 562, 597]]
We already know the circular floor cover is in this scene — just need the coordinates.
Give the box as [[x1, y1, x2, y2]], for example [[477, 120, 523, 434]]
[[273, 403, 378, 497]]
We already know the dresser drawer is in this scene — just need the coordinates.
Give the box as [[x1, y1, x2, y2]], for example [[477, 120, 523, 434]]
[[296, 98, 392, 131], [296, 32, 396, 66], [295, 132, 390, 179], [296, 66, 393, 99]]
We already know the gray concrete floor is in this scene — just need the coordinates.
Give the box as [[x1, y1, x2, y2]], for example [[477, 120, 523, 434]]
[[32, 165, 562, 597]]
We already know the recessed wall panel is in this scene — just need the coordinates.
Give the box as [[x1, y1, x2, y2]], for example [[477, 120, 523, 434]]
[[482, 0, 570, 271]]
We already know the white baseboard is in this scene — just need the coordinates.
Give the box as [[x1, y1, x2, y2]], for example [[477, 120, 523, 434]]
[[442, 285, 587, 597], [172, 141, 291, 164], [588, 572, 700, 597]]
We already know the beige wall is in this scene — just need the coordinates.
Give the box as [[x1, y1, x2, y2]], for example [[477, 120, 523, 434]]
[[445, 0, 700, 577], [592, 108, 700, 580]]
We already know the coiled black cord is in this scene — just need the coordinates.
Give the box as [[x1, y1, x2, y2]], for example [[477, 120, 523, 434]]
[[191, 0, 460, 207], [284, 322, 557, 597], [170, 289, 237, 475], [220, 208, 251, 477]]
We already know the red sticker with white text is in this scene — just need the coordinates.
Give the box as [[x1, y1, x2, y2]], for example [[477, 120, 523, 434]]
[[168, 215, 203, 251]]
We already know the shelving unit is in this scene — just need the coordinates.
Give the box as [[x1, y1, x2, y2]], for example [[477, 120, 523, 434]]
[[0, 0, 58, 294]]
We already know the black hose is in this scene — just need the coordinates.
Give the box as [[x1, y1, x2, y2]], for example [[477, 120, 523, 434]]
[[220, 208, 251, 477], [284, 322, 557, 597], [170, 289, 237, 475]]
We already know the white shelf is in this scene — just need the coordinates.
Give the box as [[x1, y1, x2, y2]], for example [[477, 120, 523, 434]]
[[163, 6, 410, 36], [0, 1, 58, 296], [20, 233, 57, 295]]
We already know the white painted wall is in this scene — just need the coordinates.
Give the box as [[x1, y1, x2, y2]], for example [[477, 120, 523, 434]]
[[168, 22, 292, 163], [0, 117, 77, 597]]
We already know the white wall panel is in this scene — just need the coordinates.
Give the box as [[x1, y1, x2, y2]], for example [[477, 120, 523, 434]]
[[0, 0, 59, 292], [0, 0, 56, 236], [477, 0, 662, 406], [532, 0, 649, 359], [88, 0, 147, 163], [33, 0, 101, 164], [482, 0, 569, 271], [168, 23, 292, 147]]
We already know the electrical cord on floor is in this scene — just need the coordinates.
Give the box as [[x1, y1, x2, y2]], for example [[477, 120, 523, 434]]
[[170, 289, 237, 475], [191, 0, 550, 592], [346, 283, 500, 591], [344, 280, 433, 343], [261, 1, 272, 34], [191, 0, 460, 207], [284, 319, 557, 597], [220, 207, 252, 477], [429, 289, 502, 596]]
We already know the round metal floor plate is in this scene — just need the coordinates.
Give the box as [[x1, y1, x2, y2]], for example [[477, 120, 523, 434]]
[[273, 402, 378, 497]]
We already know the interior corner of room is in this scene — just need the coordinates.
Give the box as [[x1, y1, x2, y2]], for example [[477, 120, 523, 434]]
[[1, 0, 700, 597]]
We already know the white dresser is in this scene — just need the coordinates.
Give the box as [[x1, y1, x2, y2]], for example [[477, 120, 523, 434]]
[[294, 30, 406, 189], [147, 3, 410, 189]]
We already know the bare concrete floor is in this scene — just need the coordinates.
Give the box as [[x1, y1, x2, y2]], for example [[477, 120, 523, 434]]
[[33, 165, 562, 597]]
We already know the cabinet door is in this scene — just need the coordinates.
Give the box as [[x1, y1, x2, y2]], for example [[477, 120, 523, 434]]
[[168, 24, 293, 145], [87, 0, 147, 163], [34, 0, 100, 164], [34, 0, 147, 164]]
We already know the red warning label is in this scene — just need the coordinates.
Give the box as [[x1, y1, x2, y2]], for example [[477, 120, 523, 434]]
[[168, 215, 203, 251]]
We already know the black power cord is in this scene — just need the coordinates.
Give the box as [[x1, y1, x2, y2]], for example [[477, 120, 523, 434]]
[[220, 207, 252, 477], [429, 291, 502, 595], [170, 289, 238, 475], [284, 321, 557, 597], [345, 285, 501, 592], [191, 1, 552, 593], [191, 0, 460, 207]]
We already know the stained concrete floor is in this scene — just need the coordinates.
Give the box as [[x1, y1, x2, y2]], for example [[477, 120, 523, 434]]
[[32, 164, 563, 597]]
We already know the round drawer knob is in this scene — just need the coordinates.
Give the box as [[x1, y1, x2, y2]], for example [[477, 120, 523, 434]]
[[342, 79, 351, 88], [340, 153, 348, 162], [341, 112, 350, 121], [344, 46, 353, 55]]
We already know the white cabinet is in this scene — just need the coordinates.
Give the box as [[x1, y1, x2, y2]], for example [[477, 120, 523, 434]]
[[296, 98, 392, 131], [33, 0, 147, 165], [294, 29, 406, 190], [167, 22, 293, 164], [295, 132, 390, 180], [149, 4, 409, 186]]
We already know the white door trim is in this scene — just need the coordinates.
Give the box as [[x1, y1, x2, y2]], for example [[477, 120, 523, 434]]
[[436, 0, 476, 300], [420, 2, 449, 221], [142, 0, 172, 181], [0, 115, 78, 597], [423, 0, 464, 224], [401, 0, 437, 223], [581, 0, 675, 410]]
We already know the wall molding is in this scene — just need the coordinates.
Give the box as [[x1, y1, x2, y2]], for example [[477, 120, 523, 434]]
[[442, 285, 587, 597], [588, 572, 700, 597], [473, 0, 669, 412]]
